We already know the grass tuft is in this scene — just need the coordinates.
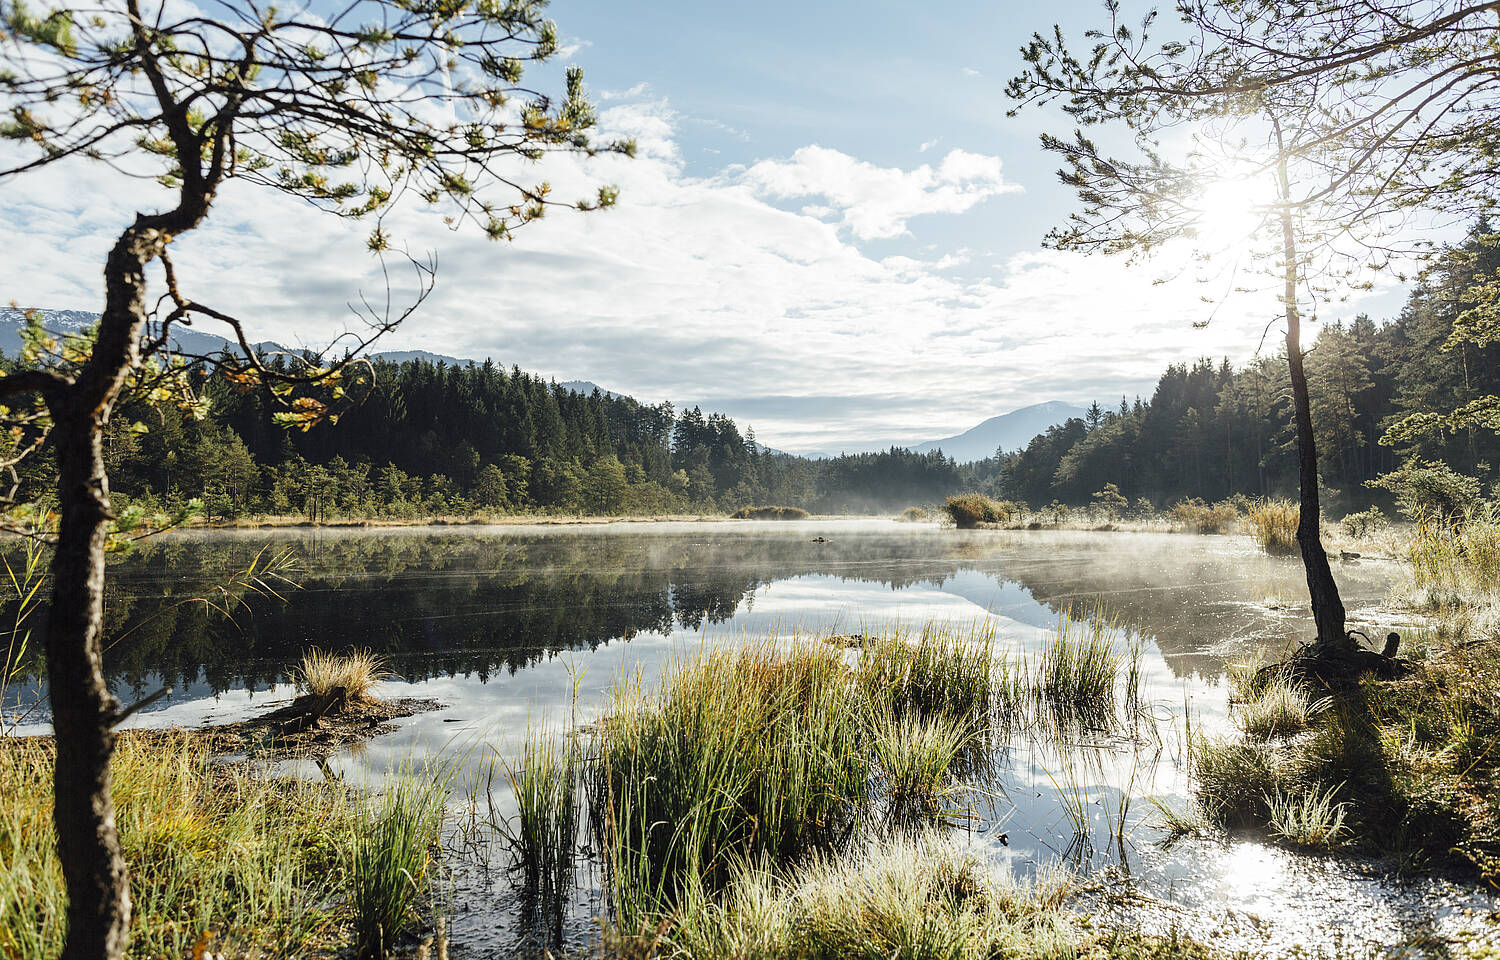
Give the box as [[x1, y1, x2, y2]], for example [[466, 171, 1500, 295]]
[[729, 505, 812, 520], [1247, 500, 1299, 555], [350, 772, 449, 958], [870, 712, 971, 818], [1265, 784, 1349, 849], [296, 647, 390, 702], [1235, 672, 1324, 741]]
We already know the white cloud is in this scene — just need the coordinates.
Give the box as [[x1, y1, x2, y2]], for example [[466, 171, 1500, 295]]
[[961, 67, 981, 77], [919, 138, 940, 153], [0, 99, 1397, 453], [737, 145, 1021, 241], [600, 81, 651, 101]]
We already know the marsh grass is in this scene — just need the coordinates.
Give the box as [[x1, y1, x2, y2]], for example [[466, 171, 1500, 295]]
[[0, 734, 360, 960], [297, 647, 390, 702], [640, 834, 1081, 960], [854, 624, 996, 737], [1265, 784, 1349, 849], [498, 728, 579, 914], [1247, 500, 1299, 555], [1235, 673, 1326, 741], [1034, 612, 1123, 726], [730, 505, 812, 520], [871, 712, 972, 819], [942, 494, 1017, 528], [350, 771, 450, 958], [1170, 498, 1239, 534], [590, 642, 869, 924]]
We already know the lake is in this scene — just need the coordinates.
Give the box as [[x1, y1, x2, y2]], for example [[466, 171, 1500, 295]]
[[6, 520, 1492, 956]]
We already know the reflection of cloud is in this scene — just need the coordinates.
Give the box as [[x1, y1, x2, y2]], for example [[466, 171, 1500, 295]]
[[1, 98, 1397, 453]]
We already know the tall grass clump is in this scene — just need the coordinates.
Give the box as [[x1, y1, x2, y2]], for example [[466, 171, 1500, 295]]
[[1407, 504, 1500, 602], [653, 834, 1079, 960], [1034, 613, 1122, 724], [1235, 672, 1325, 740], [499, 729, 579, 910], [0, 735, 360, 960], [1247, 500, 1299, 555], [942, 494, 1015, 529], [350, 772, 450, 958], [296, 647, 390, 702], [1192, 736, 1295, 825], [854, 624, 996, 736], [870, 713, 972, 818], [590, 643, 868, 926], [1170, 498, 1239, 534], [1265, 784, 1349, 849]]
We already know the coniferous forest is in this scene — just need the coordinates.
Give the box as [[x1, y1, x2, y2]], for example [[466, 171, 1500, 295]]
[[8, 224, 1494, 522]]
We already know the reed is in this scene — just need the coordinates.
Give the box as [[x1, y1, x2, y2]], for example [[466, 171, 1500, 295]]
[[499, 728, 579, 909], [1246, 500, 1299, 555], [1035, 612, 1122, 723], [590, 642, 868, 922], [350, 772, 450, 958], [854, 624, 996, 736]]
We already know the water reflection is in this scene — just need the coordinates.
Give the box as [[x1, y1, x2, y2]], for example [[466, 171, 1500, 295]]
[[10, 520, 1478, 956]]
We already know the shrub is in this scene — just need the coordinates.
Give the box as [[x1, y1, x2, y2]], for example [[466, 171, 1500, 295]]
[[730, 505, 812, 520], [1246, 500, 1299, 554], [942, 494, 1014, 528], [1339, 505, 1389, 538], [1091, 483, 1128, 519], [1367, 459, 1483, 522], [1170, 498, 1239, 534], [898, 505, 932, 522]]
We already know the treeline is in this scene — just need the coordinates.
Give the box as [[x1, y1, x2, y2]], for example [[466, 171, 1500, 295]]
[[970, 223, 1500, 511], [10, 354, 960, 519]]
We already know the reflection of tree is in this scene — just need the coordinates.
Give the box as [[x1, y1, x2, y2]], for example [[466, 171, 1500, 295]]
[[9, 529, 1392, 698]]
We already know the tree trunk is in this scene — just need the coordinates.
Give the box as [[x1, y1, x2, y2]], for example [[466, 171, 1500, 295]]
[[47, 406, 131, 960], [51, 216, 177, 960], [1277, 157, 1349, 654]]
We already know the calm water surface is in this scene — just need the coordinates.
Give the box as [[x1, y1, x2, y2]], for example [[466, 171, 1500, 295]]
[[8, 520, 1495, 956]]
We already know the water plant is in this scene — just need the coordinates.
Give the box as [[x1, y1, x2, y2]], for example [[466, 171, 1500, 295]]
[[1246, 500, 1299, 555], [870, 712, 972, 818], [1035, 612, 1122, 724], [350, 771, 450, 958], [589, 642, 869, 925], [498, 728, 579, 911], [854, 624, 996, 736], [942, 494, 1017, 528]]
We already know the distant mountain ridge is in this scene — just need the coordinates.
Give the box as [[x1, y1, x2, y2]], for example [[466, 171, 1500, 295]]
[[3, 309, 1082, 463], [909, 400, 1088, 462]]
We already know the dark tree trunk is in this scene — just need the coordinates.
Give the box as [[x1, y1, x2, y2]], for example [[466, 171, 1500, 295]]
[[47, 407, 130, 960], [51, 216, 184, 960], [1277, 157, 1349, 654]]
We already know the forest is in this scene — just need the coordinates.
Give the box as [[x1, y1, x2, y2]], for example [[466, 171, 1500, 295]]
[[14, 221, 1488, 523]]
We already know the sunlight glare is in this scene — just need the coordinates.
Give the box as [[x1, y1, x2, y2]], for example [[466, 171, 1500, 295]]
[[1193, 176, 1271, 249]]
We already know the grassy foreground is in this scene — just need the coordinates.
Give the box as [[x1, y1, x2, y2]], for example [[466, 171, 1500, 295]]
[[0, 733, 446, 960], [486, 624, 1224, 960], [1186, 507, 1500, 876]]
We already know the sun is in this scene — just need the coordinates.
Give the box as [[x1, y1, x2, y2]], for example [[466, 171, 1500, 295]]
[[1191, 176, 1273, 250]]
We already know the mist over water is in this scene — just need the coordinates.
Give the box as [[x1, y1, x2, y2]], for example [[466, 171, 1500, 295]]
[[5, 520, 1486, 955]]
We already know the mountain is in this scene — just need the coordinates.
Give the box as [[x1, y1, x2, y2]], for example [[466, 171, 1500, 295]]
[[909, 401, 1088, 463]]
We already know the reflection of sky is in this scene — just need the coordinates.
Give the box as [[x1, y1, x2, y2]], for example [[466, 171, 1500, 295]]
[[8, 523, 1483, 954]]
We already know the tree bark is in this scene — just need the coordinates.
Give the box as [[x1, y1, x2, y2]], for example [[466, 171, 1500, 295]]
[[1277, 156, 1349, 653], [50, 215, 188, 960]]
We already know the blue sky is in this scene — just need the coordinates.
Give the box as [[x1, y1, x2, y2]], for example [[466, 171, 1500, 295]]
[[2, 0, 1414, 454]]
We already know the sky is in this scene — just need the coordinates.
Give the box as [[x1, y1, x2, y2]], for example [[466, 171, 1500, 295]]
[[1, 0, 1416, 455]]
